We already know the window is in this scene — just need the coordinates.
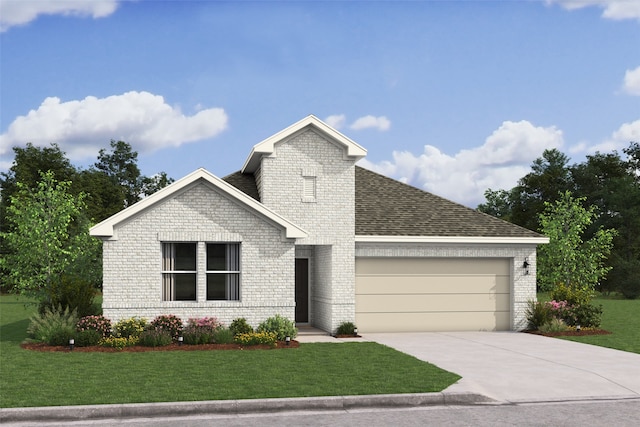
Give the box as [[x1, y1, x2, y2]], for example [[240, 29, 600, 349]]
[[207, 243, 240, 300], [162, 243, 196, 301]]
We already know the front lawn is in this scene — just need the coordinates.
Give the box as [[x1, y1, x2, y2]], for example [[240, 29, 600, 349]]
[[0, 295, 460, 408], [538, 294, 640, 354]]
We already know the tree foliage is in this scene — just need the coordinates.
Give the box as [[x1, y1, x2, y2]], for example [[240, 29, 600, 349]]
[[0, 171, 98, 303], [537, 191, 616, 297]]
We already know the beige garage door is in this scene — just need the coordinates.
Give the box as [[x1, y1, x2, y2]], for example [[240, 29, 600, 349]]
[[355, 258, 511, 332]]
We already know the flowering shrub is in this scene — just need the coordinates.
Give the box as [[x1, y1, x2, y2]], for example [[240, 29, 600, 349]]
[[99, 336, 139, 350], [150, 314, 183, 340], [182, 317, 222, 345], [76, 315, 112, 338], [234, 331, 277, 347], [257, 314, 297, 340], [545, 300, 576, 324], [113, 317, 147, 339], [230, 318, 253, 336]]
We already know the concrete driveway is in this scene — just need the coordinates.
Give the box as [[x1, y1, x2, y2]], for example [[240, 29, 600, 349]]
[[363, 332, 640, 403]]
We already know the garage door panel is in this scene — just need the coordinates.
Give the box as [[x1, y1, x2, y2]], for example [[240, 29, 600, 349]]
[[355, 311, 510, 332], [356, 293, 510, 313], [356, 275, 510, 294], [355, 257, 511, 332], [356, 258, 510, 276]]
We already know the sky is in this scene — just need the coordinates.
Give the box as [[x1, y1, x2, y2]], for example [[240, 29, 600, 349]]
[[1, 0, 639, 208]]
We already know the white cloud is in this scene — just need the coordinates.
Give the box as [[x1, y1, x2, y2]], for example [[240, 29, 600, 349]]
[[359, 120, 564, 207], [546, 0, 640, 21], [324, 114, 346, 130], [0, 91, 228, 161], [350, 115, 391, 131], [0, 0, 119, 32], [623, 66, 640, 96]]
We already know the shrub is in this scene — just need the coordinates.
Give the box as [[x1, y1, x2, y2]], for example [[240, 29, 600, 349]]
[[113, 317, 147, 339], [76, 315, 112, 338], [213, 327, 235, 344], [229, 318, 253, 336], [188, 317, 222, 330], [182, 325, 215, 345], [150, 314, 183, 340], [27, 304, 78, 346], [139, 328, 172, 347], [539, 318, 569, 333], [567, 303, 603, 328], [550, 283, 593, 306], [76, 329, 102, 347], [525, 300, 553, 330], [234, 331, 277, 347], [39, 273, 97, 318], [99, 336, 139, 350], [336, 321, 356, 335], [257, 314, 297, 340]]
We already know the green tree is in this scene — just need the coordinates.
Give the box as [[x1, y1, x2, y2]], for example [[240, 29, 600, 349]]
[[477, 188, 514, 221], [95, 140, 142, 207], [511, 149, 573, 232], [537, 191, 617, 299], [0, 171, 98, 304]]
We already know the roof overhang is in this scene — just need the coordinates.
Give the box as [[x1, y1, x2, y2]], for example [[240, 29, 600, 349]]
[[90, 168, 308, 240], [242, 115, 367, 173], [355, 235, 549, 245]]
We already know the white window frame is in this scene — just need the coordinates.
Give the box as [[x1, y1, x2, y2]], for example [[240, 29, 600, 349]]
[[206, 243, 241, 301], [161, 242, 197, 301]]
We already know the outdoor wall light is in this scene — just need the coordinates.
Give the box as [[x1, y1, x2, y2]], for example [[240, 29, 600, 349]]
[[178, 336, 184, 346], [69, 338, 75, 351], [285, 336, 291, 346], [523, 258, 530, 275]]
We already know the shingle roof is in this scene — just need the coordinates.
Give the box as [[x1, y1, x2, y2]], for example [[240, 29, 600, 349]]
[[355, 166, 541, 238], [222, 171, 260, 201], [222, 167, 542, 239]]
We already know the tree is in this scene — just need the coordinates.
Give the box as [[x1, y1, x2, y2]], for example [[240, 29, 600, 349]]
[[95, 140, 142, 207], [511, 149, 573, 232], [0, 171, 98, 304], [537, 191, 616, 298], [477, 188, 514, 221]]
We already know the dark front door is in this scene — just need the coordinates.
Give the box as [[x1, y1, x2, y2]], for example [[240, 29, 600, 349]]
[[295, 258, 309, 323]]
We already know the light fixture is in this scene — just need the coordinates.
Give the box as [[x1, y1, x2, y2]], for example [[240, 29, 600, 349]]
[[576, 325, 581, 332], [354, 328, 358, 336], [178, 336, 184, 346], [523, 258, 530, 275], [285, 336, 291, 346], [69, 338, 75, 351]]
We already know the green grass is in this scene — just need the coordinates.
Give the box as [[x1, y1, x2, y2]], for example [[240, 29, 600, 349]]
[[0, 295, 460, 408], [538, 293, 640, 354]]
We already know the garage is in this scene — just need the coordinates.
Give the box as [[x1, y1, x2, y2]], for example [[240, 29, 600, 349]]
[[355, 257, 511, 332]]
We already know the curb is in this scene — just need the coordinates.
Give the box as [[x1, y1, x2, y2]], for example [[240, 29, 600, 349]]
[[0, 392, 496, 423]]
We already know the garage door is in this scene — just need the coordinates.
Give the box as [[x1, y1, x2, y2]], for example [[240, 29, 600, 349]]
[[355, 258, 511, 332]]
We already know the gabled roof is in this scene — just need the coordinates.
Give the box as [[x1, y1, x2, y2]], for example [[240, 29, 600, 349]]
[[354, 167, 547, 243], [222, 171, 260, 201], [223, 166, 547, 243], [241, 115, 367, 173], [90, 168, 306, 240]]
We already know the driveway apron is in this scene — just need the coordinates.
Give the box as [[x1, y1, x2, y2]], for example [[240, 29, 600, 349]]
[[364, 332, 640, 403]]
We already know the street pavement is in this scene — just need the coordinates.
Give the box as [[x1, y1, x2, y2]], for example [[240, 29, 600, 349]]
[[2, 331, 639, 423]]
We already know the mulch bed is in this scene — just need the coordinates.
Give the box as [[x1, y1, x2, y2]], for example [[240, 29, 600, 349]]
[[524, 329, 611, 337], [21, 340, 300, 353], [334, 334, 361, 338]]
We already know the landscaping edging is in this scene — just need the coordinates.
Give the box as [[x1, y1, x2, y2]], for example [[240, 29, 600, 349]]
[[20, 340, 300, 352], [0, 392, 496, 423]]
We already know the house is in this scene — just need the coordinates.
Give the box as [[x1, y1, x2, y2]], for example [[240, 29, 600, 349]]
[[90, 115, 548, 334]]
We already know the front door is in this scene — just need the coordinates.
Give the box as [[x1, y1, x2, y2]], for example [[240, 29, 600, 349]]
[[295, 258, 309, 322]]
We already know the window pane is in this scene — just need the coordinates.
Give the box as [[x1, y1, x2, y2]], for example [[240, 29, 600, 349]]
[[207, 244, 226, 270], [207, 274, 226, 300], [174, 243, 196, 271], [172, 274, 196, 301]]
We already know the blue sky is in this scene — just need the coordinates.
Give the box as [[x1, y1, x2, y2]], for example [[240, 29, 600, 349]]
[[1, 0, 639, 207]]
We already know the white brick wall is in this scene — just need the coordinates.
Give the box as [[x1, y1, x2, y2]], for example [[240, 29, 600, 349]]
[[259, 129, 356, 333], [102, 182, 296, 328], [355, 243, 538, 330]]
